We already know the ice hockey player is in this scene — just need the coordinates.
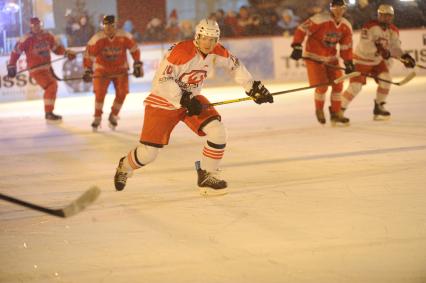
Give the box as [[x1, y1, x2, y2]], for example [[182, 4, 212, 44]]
[[114, 19, 273, 195], [290, 0, 354, 126], [341, 4, 416, 120], [7, 17, 77, 123], [83, 15, 143, 131]]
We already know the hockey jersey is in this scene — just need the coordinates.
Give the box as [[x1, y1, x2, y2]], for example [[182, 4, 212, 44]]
[[144, 40, 254, 110], [8, 31, 66, 70], [354, 20, 402, 66], [292, 11, 353, 62], [84, 29, 140, 73]]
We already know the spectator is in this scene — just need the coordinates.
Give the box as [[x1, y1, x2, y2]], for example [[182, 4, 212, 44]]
[[123, 19, 142, 43], [223, 10, 239, 37], [237, 6, 255, 36], [165, 9, 180, 42], [143, 18, 165, 42], [179, 20, 194, 40], [74, 15, 95, 46], [277, 9, 299, 36]]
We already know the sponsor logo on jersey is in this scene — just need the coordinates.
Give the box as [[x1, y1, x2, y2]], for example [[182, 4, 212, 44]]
[[323, 32, 342, 47], [178, 70, 207, 87]]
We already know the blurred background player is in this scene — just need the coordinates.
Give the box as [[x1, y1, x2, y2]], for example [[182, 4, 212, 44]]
[[341, 4, 416, 120], [7, 17, 77, 123], [83, 15, 143, 131], [114, 19, 273, 195], [290, 0, 354, 126]]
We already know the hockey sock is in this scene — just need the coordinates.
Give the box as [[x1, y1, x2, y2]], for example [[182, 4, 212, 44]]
[[201, 120, 227, 172], [124, 144, 159, 170], [330, 92, 341, 112]]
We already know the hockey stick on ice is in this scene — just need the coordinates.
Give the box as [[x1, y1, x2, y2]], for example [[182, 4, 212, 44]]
[[302, 56, 416, 86], [0, 186, 101, 218], [15, 51, 84, 75], [209, 72, 360, 107]]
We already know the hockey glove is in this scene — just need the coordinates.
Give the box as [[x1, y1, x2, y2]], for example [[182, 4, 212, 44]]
[[180, 90, 202, 116], [344, 61, 355, 74], [7, 64, 16, 78], [401, 53, 416, 68], [290, 44, 303, 61], [83, 68, 93, 83], [246, 81, 273, 104], [375, 42, 390, 59], [64, 49, 77, 60], [133, 61, 144, 78]]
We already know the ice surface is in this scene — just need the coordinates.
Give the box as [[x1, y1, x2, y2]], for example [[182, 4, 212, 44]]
[[1, 77, 426, 283]]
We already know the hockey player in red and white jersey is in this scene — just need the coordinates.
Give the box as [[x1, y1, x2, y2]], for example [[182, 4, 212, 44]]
[[114, 19, 273, 195], [7, 17, 77, 123], [83, 15, 143, 130], [341, 4, 416, 120], [290, 0, 354, 126]]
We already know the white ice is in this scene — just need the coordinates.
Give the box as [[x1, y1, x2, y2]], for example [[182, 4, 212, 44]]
[[1, 77, 426, 283]]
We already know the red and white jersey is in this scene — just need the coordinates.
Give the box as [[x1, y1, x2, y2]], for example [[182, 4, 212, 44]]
[[84, 29, 140, 73], [8, 31, 66, 70], [354, 20, 402, 66], [145, 40, 254, 110], [292, 11, 353, 62]]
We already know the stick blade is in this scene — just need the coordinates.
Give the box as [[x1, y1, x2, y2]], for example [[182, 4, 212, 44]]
[[334, 72, 361, 84], [397, 71, 416, 86], [61, 186, 101, 218]]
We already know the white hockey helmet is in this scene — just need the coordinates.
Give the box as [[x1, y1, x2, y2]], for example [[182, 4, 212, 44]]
[[377, 4, 394, 15], [195, 19, 220, 40]]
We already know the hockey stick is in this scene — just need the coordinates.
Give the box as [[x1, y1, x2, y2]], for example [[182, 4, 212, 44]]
[[210, 72, 360, 107], [15, 51, 84, 75], [302, 56, 416, 86], [0, 186, 101, 218], [50, 68, 132, 81]]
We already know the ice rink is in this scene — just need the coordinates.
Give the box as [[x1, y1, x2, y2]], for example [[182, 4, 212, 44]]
[[1, 76, 426, 283]]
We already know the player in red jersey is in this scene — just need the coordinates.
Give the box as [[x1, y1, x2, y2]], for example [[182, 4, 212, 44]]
[[83, 15, 143, 131], [290, 0, 354, 126], [7, 17, 77, 123]]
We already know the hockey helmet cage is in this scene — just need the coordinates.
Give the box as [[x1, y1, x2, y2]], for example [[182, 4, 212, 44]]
[[377, 4, 394, 15], [195, 19, 220, 40]]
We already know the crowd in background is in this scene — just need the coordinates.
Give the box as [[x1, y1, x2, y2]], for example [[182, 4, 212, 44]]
[[63, 0, 425, 46]]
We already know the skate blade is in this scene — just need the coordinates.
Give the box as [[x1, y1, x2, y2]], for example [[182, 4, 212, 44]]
[[108, 123, 117, 131], [373, 115, 391, 121], [331, 121, 350, 127], [199, 187, 228, 197], [46, 119, 62, 125]]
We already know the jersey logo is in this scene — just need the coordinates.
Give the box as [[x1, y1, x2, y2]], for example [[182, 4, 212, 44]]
[[178, 70, 207, 87], [323, 32, 342, 47], [101, 46, 122, 61], [33, 41, 50, 57]]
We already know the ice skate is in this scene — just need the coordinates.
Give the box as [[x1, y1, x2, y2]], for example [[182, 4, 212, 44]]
[[91, 117, 101, 132], [195, 161, 227, 196], [329, 107, 350, 126], [45, 112, 62, 124], [108, 113, 118, 130], [315, 109, 326, 124], [114, 157, 132, 191], [373, 100, 391, 121]]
